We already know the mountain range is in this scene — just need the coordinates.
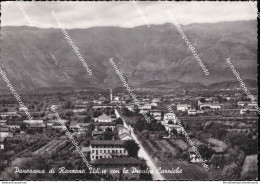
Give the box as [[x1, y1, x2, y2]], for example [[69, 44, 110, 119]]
[[0, 20, 257, 93]]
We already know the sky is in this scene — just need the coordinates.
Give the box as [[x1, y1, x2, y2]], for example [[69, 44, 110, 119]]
[[1, 1, 258, 29]]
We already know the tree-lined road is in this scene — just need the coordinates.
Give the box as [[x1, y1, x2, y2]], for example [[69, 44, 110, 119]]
[[115, 109, 165, 180]]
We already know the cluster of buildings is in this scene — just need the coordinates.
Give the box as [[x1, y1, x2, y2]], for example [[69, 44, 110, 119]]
[[0, 127, 13, 150], [82, 111, 142, 179], [89, 114, 134, 161], [237, 101, 258, 115], [0, 111, 20, 118], [0, 88, 258, 179]]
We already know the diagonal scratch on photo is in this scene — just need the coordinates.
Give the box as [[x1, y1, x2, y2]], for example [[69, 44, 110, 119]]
[[0, 0, 258, 182]]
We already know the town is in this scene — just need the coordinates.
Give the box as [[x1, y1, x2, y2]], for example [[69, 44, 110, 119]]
[[0, 87, 258, 180]]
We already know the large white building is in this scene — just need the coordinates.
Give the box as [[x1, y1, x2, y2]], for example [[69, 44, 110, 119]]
[[140, 103, 152, 110], [94, 122, 116, 131], [199, 103, 222, 110], [210, 104, 222, 109], [177, 104, 191, 111], [164, 113, 176, 121], [0, 112, 18, 118], [187, 109, 197, 115], [188, 109, 204, 115], [90, 140, 128, 160], [240, 109, 257, 114]]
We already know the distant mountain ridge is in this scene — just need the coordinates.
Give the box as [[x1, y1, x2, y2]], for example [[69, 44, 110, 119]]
[[0, 20, 257, 93]]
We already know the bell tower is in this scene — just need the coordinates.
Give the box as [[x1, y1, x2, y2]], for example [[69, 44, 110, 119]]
[[110, 89, 113, 101]]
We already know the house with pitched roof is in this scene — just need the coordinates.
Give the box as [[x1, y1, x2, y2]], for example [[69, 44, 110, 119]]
[[97, 114, 112, 122]]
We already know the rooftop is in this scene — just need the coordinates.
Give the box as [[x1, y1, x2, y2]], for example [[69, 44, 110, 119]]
[[23, 120, 44, 124], [0, 112, 17, 115], [98, 114, 112, 121], [81, 147, 90, 152], [119, 133, 132, 139], [92, 130, 104, 135], [69, 124, 81, 129], [30, 124, 46, 128], [95, 122, 116, 126], [91, 157, 142, 165], [90, 140, 124, 146]]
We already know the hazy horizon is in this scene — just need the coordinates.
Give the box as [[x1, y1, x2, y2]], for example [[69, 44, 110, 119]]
[[2, 1, 257, 29], [1, 19, 257, 30]]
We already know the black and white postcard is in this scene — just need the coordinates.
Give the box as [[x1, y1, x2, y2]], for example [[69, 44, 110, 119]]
[[0, 1, 258, 182]]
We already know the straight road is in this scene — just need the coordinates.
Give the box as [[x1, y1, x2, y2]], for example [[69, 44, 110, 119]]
[[115, 109, 165, 180]]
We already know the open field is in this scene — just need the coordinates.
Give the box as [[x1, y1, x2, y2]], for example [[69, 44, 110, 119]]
[[134, 130, 220, 180], [241, 154, 258, 179]]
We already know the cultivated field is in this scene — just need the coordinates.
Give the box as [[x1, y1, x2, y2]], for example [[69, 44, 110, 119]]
[[240, 154, 258, 179]]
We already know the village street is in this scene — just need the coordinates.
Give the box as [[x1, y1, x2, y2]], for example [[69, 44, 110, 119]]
[[115, 109, 165, 180]]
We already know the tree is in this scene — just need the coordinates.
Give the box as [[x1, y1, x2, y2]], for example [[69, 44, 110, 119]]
[[215, 128, 227, 140], [139, 164, 153, 180], [63, 101, 73, 109], [103, 130, 114, 140], [200, 98, 206, 103], [198, 145, 214, 160], [171, 129, 178, 137], [83, 115, 91, 123], [210, 154, 225, 170], [93, 110, 102, 118], [65, 110, 74, 117], [222, 162, 240, 180], [20, 123, 27, 131], [134, 119, 145, 132], [241, 138, 257, 155], [15, 129, 21, 134], [123, 140, 140, 157], [143, 130, 149, 139], [185, 124, 190, 131], [168, 120, 174, 124], [115, 117, 123, 125]]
